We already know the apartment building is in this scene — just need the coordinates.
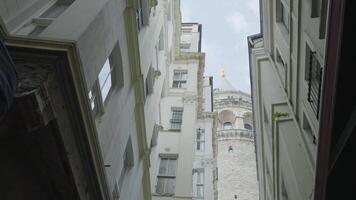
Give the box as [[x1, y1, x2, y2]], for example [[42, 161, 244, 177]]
[[0, 0, 173, 199], [150, 21, 217, 200], [248, 0, 330, 199]]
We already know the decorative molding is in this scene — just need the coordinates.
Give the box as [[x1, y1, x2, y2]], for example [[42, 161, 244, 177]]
[[217, 129, 254, 141]]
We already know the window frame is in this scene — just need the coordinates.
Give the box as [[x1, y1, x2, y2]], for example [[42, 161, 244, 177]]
[[244, 123, 253, 130], [172, 70, 188, 88], [194, 169, 204, 198], [170, 107, 183, 131], [304, 43, 323, 119], [88, 42, 124, 117], [180, 43, 191, 52], [223, 122, 233, 129], [98, 58, 114, 103], [275, 48, 287, 88], [276, 0, 290, 33], [156, 157, 178, 196], [15, 0, 73, 36], [196, 128, 205, 152]]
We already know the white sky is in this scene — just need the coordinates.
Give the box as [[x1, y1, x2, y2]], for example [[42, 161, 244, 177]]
[[181, 0, 260, 93]]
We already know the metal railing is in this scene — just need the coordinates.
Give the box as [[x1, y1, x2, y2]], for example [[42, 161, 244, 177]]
[[307, 52, 323, 119]]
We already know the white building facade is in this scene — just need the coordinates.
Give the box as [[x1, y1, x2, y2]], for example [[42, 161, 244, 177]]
[[213, 72, 259, 200], [0, 0, 176, 200], [248, 0, 330, 199], [150, 21, 217, 200]]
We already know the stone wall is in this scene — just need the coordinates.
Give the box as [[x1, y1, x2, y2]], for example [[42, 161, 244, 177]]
[[217, 138, 258, 200]]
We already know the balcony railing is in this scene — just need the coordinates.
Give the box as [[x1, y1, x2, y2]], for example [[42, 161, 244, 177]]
[[307, 52, 323, 119], [217, 128, 254, 140]]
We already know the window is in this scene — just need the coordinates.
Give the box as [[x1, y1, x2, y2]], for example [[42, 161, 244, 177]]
[[40, 1, 73, 18], [244, 123, 253, 130], [136, 0, 144, 31], [170, 108, 183, 130], [180, 43, 191, 52], [158, 29, 164, 51], [223, 122, 233, 129], [88, 42, 123, 116], [181, 27, 192, 33], [276, 0, 289, 32], [194, 170, 204, 198], [98, 58, 113, 101], [156, 157, 177, 195], [172, 70, 187, 88], [196, 128, 205, 152], [145, 67, 155, 97], [311, 0, 322, 18], [16, 0, 73, 36], [305, 44, 323, 119], [88, 85, 99, 115], [116, 137, 134, 198], [281, 2, 289, 30], [276, 49, 286, 87], [276, 49, 285, 67]]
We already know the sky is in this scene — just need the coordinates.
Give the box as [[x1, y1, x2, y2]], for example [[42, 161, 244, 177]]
[[181, 0, 260, 93]]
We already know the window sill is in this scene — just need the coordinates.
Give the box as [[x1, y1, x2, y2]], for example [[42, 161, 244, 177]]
[[168, 129, 181, 132]]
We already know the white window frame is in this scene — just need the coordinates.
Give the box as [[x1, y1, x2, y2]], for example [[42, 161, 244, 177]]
[[170, 107, 183, 130], [193, 169, 204, 198], [172, 70, 188, 88], [196, 128, 205, 152], [223, 122, 233, 129], [98, 58, 114, 102], [88, 42, 124, 117], [181, 27, 192, 33]]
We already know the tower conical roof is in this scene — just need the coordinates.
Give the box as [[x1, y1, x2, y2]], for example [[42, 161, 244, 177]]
[[218, 69, 236, 92]]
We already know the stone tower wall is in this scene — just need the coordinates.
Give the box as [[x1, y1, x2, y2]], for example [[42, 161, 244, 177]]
[[217, 138, 258, 200]]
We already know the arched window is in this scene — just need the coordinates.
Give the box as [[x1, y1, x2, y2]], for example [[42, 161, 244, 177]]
[[223, 122, 233, 129], [244, 123, 253, 130]]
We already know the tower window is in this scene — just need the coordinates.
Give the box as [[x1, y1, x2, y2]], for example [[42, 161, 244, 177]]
[[244, 123, 253, 130], [223, 122, 233, 129]]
